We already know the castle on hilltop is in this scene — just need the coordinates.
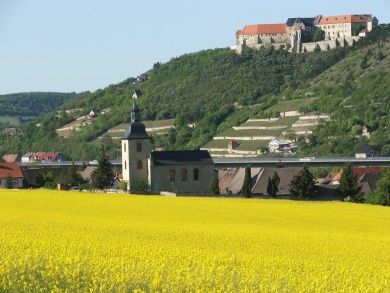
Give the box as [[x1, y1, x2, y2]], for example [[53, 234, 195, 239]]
[[235, 14, 378, 54]]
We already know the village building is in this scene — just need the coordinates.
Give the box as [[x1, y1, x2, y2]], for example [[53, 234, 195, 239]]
[[121, 98, 215, 194], [268, 139, 293, 153], [2, 154, 21, 163], [132, 90, 142, 100], [3, 127, 19, 135], [355, 145, 380, 158], [0, 162, 24, 188], [22, 152, 63, 163]]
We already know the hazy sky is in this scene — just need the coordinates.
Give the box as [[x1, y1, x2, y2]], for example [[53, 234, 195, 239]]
[[1, 0, 389, 94]]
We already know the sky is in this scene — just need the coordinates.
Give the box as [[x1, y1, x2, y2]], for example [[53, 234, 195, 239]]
[[0, 0, 389, 94]]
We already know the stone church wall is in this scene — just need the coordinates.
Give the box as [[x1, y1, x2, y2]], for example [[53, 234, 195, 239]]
[[149, 163, 215, 195]]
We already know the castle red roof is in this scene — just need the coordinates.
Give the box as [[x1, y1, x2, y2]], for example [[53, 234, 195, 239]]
[[319, 14, 372, 25], [238, 24, 286, 35], [0, 163, 24, 179]]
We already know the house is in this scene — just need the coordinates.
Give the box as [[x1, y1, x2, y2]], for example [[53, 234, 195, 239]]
[[355, 145, 380, 158], [2, 154, 21, 163], [132, 90, 142, 100], [269, 139, 293, 153], [0, 162, 24, 188], [362, 126, 371, 138], [327, 167, 383, 189], [21, 152, 34, 163], [3, 127, 19, 135], [78, 166, 97, 182], [24, 152, 63, 163], [121, 98, 215, 194], [225, 167, 262, 195], [136, 74, 148, 83], [218, 168, 237, 194], [252, 168, 301, 197], [228, 140, 239, 153]]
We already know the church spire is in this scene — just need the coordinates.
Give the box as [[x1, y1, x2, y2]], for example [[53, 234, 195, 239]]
[[131, 97, 141, 123]]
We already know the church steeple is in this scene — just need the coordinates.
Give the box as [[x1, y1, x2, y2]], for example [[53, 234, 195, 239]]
[[131, 97, 141, 123]]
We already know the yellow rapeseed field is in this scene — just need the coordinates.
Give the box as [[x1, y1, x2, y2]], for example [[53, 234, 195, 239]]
[[0, 190, 389, 292]]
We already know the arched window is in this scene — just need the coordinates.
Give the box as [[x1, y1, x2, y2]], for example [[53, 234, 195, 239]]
[[124, 142, 127, 152], [137, 160, 142, 170], [137, 143, 142, 152], [181, 169, 188, 182], [170, 169, 176, 182], [193, 169, 199, 181], [124, 161, 127, 170]]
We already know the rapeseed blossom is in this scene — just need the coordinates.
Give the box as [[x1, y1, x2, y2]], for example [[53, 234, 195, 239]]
[[0, 190, 389, 292]]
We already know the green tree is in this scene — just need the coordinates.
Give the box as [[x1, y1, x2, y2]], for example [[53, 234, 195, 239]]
[[338, 164, 362, 202], [36, 172, 56, 189], [5, 175, 14, 189], [289, 166, 316, 199], [266, 171, 280, 197], [360, 55, 369, 69], [313, 28, 325, 42], [91, 149, 114, 190], [242, 166, 252, 198], [380, 145, 390, 157], [209, 174, 220, 195], [376, 50, 385, 61], [366, 169, 390, 206]]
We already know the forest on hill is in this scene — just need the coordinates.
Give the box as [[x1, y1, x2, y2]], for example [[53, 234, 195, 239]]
[[0, 92, 77, 117], [0, 25, 389, 160]]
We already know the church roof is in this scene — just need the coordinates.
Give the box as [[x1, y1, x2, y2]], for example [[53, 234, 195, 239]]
[[151, 150, 213, 166], [122, 122, 150, 140], [122, 97, 150, 140]]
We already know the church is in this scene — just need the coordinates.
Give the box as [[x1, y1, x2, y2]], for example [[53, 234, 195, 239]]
[[121, 99, 215, 194]]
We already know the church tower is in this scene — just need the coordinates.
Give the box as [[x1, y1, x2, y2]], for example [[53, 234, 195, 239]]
[[121, 97, 151, 192]]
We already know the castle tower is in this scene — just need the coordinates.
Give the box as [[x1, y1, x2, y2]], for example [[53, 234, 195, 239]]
[[121, 98, 151, 192]]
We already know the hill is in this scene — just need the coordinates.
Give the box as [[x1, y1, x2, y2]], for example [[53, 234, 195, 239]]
[[0, 25, 389, 160], [0, 92, 77, 129], [1, 190, 389, 291]]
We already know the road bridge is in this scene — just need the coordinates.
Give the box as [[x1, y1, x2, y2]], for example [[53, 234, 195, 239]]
[[213, 157, 390, 168], [19, 157, 390, 169]]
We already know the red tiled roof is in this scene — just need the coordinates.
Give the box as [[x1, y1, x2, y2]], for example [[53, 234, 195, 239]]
[[0, 163, 24, 179], [31, 152, 60, 161], [332, 167, 383, 182], [238, 23, 286, 35], [319, 14, 371, 25], [353, 167, 383, 178]]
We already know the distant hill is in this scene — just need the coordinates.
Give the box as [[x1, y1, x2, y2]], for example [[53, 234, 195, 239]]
[[1, 25, 389, 160], [0, 92, 77, 117]]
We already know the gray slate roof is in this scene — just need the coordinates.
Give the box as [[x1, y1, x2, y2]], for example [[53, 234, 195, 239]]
[[151, 150, 213, 166], [122, 122, 150, 140]]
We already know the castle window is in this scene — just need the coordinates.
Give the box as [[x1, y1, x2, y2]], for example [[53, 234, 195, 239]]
[[193, 169, 199, 181], [170, 169, 176, 182], [125, 161, 127, 170], [137, 160, 142, 170], [181, 169, 188, 182], [137, 143, 142, 152]]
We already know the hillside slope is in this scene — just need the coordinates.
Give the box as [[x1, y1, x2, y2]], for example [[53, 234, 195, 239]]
[[1, 25, 389, 160], [0, 92, 77, 129]]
